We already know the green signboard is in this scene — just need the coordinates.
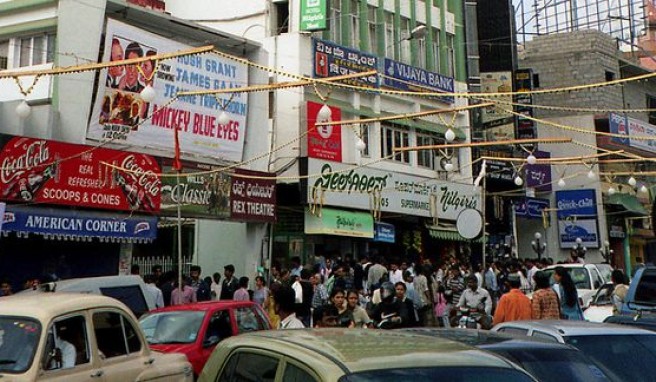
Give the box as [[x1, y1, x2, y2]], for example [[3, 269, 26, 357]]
[[304, 207, 374, 238], [300, 0, 329, 32]]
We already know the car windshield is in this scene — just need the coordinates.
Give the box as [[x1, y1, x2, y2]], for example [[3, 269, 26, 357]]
[[565, 334, 656, 381], [591, 285, 614, 305], [139, 311, 206, 344], [339, 367, 535, 382], [0, 317, 41, 373], [492, 348, 610, 382], [543, 268, 591, 290]]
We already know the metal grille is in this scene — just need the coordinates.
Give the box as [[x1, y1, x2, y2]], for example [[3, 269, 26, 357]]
[[132, 255, 192, 277]]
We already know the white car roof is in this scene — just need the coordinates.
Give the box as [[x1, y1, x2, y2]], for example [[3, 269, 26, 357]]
[[0, 293, 133, 322], [495, 320, 656, 336]]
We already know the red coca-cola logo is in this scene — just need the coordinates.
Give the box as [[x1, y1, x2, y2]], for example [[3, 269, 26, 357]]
[[120, 155, 161, 197], [0, 140, 50, 184]]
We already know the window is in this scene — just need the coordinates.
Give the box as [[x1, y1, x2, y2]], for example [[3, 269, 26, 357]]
[[417, 35, 427, 68], [531, 331, 558, 342], [93, 311, 141, 358], [381, 123, 409, 163], [0, 40, 8, 70], [605, 71, 615, 82], [44, 315, 89, 370], [331, 0, 342, 43], [235, 307, 263, 333], [635, 270, 656, 304], [446, 34, 455, 77], [220, 352, 279, 382], [496, 327, 529, 336], [15, 33, 55, 68], [100, 286, 149, 317], [367, 6, 378, 53], [432, 29, 440, 71], [647, 95, 656, 125], [283, 363, 318, 382], [359, 121, 370, 157], [384, 13, 395, 59], [349, 0, 360, 48], [206, 310, 233, 342], [400, 18, 411, 64], [417, 134, 438, 168], [275, 1, 290, 34]]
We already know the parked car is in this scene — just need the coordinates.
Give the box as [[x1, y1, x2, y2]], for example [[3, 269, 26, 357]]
[[17, 275, 156, 317], [0, 292, 192, 381], [492, 320, 656, 381], [583, 282, 615, 322], [621, 266, 656, 315], [139, 300, 271, 377], [604, 314, 656, 331], [541, 263, 610, 308], [404, 328, 611, 382], [198, 329, 538, 382]]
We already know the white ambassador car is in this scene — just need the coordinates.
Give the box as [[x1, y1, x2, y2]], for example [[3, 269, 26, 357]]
[[492, 320, 656, 382], [582, 283, 615, 322], [0, 293, 193, 382], [541, 264, 609, 308]]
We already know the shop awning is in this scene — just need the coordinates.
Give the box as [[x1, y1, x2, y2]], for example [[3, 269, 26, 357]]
[[305, 208, 374, 238], [1, 205, 157, 243], [606, 193, 649, 216], [427, 224, 485, 243]]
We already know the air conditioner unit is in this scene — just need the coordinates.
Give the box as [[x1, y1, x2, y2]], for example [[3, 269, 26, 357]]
[[434, 154, 459, 172]]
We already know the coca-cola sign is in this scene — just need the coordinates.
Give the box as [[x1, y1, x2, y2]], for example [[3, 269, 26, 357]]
[[0, 136, 161, 212]]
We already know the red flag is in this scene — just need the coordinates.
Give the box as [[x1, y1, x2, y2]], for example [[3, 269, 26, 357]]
[[173, 126, 182, 171]]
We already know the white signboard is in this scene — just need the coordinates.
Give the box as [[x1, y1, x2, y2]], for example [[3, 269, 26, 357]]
[[558, 219, 599, 249], [88, 19, 249, 162], [627, 117, 656, 154], [306, 160, 481, 220]]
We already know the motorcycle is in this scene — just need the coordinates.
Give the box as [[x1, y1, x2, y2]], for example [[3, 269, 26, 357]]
[[457, 306, 482, 329]]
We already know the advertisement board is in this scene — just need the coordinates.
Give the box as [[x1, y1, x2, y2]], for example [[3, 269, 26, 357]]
[[514, 197, 549, 219], [382, 58, 454, 104], [300, 0, 329, 31], [480, 72, 514, 129], [88, 19, 249, 163], [555, 189, 597, 219], [0, 135, 161, 212], [524, 150, 552, 192], [556, 189, 598, 249], [306, 159, 480, 220], [307, 101, 342, 162], [558, 219, 599, 249], [609, 112, 656, 154], [312, 39, 378, 88], [230, 169, 276, 222], [514, 69, 536, 140]]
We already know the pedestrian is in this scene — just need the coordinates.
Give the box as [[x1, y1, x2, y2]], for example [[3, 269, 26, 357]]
[[413, 265, 432, 327], [171, 277, 196, 305], [552, 266, 583, 320], [493, 274, 532, 326], [190, 265, 211, 301], [610, 269, 629, 315], [220, 264, 239, 300], [311, 273, 328, 309], [210, 272, 222, 300], [433, 284, 449, 327], [159, 271, 175, 307], [346, 289, 372, 328], [233, 277, 250, 301], [395, 282, 418, 327], [252, 275, 270, 308], [0, 279, 12, 297], [275, 286, 305, 329], [144, 274, 164, 308], [531, 271, 560, 320]]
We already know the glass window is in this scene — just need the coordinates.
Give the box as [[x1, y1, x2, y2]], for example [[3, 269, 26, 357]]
[[417, 36, 427, 68], [93, 311, 142, 358], [432, 29, 440, 70], [417, 134, 437, 168], [235, 307, 262, 334], [349, 0, 359, 48], [381, 123, 410, 164], [496, 327, 529, 336], [231, 353, 279, 382], [446, 34, 455, 77], [634, 270, 656, 304], [0, 40, 8, 70], [19, 37, 31, 67], [0, 317, 40, 373], [44, 315, 89, 371], [531, 331, 559, 342], [493, 349, 611, 382], [16, 33, 55, 68], [217, 353, 239, 382], [331, 0, 342, 43], [140, 311, 206, 344], [340, 367, 536, 381], [367, 6, 377, 53], [384, 13, 395, 59], [99, 286, 149, 317], [400, 18, 411, 64], [283, 363, 318, 382], [565, 335, 656, 382], [359, 121, 370, 157]]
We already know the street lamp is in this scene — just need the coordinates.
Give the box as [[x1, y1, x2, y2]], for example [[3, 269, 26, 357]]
[[600, 240, 613, 264], [573, 237, 587, 259], [531, 232, 546, 260]]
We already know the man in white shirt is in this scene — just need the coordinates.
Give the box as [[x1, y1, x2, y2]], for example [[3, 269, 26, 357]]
[[526, 259, 540, 290], [275, 286, 305, 329], [389, 262, 403, 284], [144, 274, 164, 308], [457, 276, 493, 329], [51, 325, 76, 369]]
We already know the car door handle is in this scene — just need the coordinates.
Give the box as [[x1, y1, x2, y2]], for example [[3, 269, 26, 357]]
[[144, 357, 155, 365], [90, 369, 104, 378]]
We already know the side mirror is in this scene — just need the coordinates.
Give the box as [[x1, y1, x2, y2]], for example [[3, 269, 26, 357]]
[[203, 335, 220, 348]]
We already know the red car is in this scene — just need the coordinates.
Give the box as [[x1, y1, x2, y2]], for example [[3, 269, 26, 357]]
[[139, 300, 271, 377]]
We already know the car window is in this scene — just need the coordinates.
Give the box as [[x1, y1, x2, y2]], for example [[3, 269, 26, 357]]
[[217, 352, 279, 382], [570, 268, 592, 289], [100, 286, 149, 317], [493, 349, 610, 382], [235, 307, 262, 334], [634, 271, 656, 305], [497, 327, 529, 336], [592, 285, 614, 305], [141, 311, 205, 344], [341, 367, 535, 381], [44, 315, 90, 371], [565, 334, 656, 381], [0, 317, 40, 373], [283, 362, 318, 382], [531, 331, 559, 342], [206, 310, 233, 344], [595, 265, 612, 283], [93, 311, 141, 358]]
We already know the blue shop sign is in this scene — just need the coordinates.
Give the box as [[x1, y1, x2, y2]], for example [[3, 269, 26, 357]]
[[312, 39, 378, 88], [374, 222, 395, 243], [555, 189, 597, 219], [383, 58, 454, 104], [514, 197, 549, 219], [2, 205, 157, 242]]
